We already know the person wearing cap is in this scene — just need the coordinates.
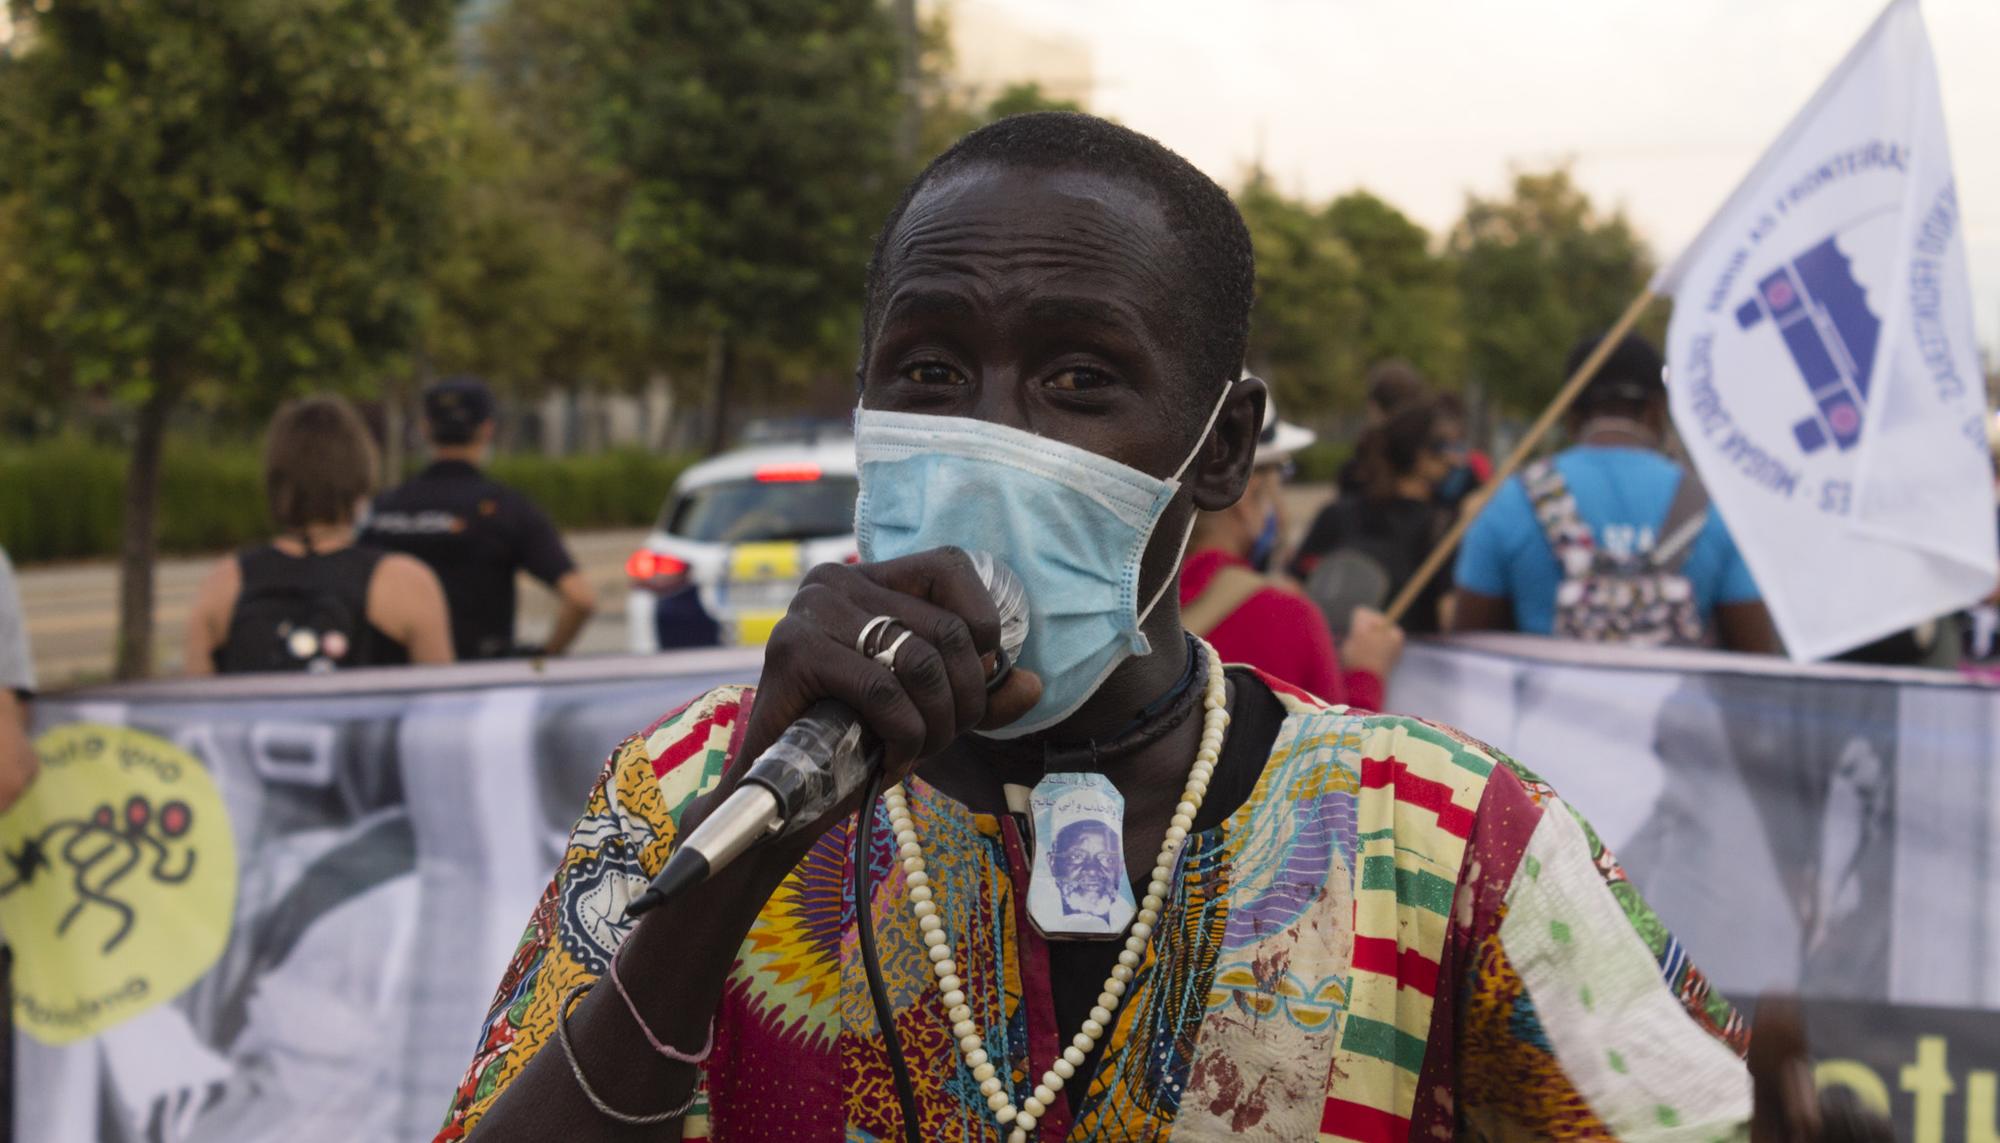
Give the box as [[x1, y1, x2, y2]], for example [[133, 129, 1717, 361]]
[[362, 377, 597, 660], [1177, 394, 1402, 707], [1453, 333, 1780, 652]]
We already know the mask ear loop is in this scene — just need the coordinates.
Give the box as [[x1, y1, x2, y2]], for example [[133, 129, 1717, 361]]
[[1136, 512, 1200, 626], [1137, 379, 1237, 626], [1168, 379, 1237, 484]]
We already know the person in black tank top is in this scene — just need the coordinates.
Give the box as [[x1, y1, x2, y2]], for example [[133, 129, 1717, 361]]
[[213, 540, 411, 673], [185, 396, 454, 676]]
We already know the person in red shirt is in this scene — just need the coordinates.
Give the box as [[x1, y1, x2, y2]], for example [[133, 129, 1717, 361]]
[[1179, 396, 1404, 707]]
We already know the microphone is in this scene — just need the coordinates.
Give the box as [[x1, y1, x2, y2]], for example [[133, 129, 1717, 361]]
[[625, 551, 1030, 917]]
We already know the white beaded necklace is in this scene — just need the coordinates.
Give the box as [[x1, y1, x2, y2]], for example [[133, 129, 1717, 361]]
[[881, 639, 1229, 1142]]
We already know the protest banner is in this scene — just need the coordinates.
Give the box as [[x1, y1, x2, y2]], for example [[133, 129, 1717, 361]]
[[1394, 635, 2000, 1142], [9, 651, 764, 1143], [5, 641, 1997, 1141], [1649, 0, 1998, 661]]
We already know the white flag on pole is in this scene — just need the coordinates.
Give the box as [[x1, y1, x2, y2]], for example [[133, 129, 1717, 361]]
[[1651, 0, 1997, 661]]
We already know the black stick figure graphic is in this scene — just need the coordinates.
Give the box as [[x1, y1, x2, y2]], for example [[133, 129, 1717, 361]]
[[0, 795, 197, 954]]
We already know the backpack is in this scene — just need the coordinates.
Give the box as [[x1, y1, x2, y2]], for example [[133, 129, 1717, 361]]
[[1525, 459, 1710, 647], [1299, 498, 1433, 636], [215, 546, 389, 674]]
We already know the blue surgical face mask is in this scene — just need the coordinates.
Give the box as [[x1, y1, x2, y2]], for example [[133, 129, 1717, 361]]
[[853, 390, 1230, 738], [1249, 506, 1279, 572]]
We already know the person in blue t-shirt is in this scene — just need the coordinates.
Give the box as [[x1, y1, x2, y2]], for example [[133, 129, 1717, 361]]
[[1453, 333, 1781, 653]]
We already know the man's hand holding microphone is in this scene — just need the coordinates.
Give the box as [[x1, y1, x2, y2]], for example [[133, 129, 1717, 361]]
[[473, 547, 1037, 1141]]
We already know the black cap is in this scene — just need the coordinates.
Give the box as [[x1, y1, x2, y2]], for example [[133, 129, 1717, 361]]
[[1566, 333, 1665, 411], [423, 376, 495, 444]]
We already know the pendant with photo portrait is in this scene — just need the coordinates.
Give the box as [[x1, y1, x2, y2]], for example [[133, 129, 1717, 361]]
[[1025, 772, 1137, 941]]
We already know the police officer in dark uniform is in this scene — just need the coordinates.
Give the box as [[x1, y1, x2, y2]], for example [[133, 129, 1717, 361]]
[[361, 377, 597, 660]]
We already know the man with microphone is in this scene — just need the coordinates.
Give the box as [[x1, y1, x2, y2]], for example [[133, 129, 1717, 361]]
[[438, 114, 1851, 1143]]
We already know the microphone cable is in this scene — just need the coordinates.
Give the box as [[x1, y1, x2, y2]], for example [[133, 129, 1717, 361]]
[[856, 766, 924, 1143], [855, 648, 1012, 1143]]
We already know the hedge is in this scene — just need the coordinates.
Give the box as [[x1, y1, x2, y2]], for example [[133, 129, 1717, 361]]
[[489, 450, 693, 534], [0, 439, 694, 565]]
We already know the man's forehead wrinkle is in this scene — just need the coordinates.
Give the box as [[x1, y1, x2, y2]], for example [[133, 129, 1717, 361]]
[[887, 230, 1180, 321], [891, 215, 1165, 273], [889, 172, 1184, 288], [874, 167, 1204, 372]]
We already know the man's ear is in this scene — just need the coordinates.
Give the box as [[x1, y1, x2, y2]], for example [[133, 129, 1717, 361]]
[[1190, 375, 1267, 512]]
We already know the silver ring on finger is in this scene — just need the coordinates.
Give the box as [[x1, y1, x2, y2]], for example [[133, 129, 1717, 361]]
[[874, 630, 914, 672], [855, 615, 896, 658]]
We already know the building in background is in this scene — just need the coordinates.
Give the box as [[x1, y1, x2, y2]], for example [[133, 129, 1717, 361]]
[[934, 0, 1094, 108]]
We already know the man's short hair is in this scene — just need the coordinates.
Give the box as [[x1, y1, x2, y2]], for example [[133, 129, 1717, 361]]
[[423, 375, 495, 446], [1365, 360, 1430, 416], [1567, 333, 1667, 417], [264, 396, 379, 530], [863, 113, 1255, 425]]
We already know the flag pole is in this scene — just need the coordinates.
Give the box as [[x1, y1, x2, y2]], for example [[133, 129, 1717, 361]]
[[1383, 287, 1658, 624]]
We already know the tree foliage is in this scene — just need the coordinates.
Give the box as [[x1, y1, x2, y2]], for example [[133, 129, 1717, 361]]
[[419, 83, 652, 396], [1449, 167, 1656, 413], [984, 81, 1084, 122], [480, 0, 903, 449], [1325, 190, 1463, 388], [0, 0, 455, 406], [1237, 170, 1367, 418]]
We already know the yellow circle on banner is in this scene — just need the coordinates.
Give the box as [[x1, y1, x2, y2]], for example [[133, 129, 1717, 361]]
[[1, 723, 237, 1044]]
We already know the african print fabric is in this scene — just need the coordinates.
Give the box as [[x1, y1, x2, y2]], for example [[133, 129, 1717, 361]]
[[436, 677, 1752, 1141]]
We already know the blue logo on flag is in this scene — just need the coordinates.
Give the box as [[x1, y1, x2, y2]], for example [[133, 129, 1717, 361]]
[[1732, 236, 1880, 455]]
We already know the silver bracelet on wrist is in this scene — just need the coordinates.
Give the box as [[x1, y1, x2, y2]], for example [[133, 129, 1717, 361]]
[[557, 980, 701, 1125]]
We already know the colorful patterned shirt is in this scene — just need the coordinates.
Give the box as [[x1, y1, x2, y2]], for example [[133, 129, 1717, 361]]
[[437, 675, 1752, 1141]]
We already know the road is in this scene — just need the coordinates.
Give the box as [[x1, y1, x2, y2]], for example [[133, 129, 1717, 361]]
[[17, 484, 1341, 690], [18, 528, 648, 688]]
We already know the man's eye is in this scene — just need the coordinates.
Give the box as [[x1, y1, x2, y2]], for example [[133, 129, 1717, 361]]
[[1046, 367, 1113, 392], [899, 362, 965, 386]]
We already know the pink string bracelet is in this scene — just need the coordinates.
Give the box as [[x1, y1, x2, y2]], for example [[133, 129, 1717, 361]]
[[609, 944, 715, 1064]]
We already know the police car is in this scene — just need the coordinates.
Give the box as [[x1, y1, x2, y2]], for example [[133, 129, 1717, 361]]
[[626, 431, 860, 652]]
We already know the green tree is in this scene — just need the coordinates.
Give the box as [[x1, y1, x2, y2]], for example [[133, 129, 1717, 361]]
[[984, 81, 1084, 122], [1237, 171, 1367, 420], [420, 83, 652, 400], [1449, 167, 1656, 414], [483, 0, 902, 453], [606, 1, 902, 453], [1325, 190, 1463, 387], [0, 202, 71, 427], [0, 0, 456, 676]]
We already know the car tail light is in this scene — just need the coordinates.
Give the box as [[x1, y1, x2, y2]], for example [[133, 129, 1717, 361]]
[[626, 549, 690, 585], [753, 464, 821, 483]]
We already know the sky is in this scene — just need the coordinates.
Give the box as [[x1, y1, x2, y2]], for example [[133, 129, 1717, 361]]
[[955, 0, 2000, 362]]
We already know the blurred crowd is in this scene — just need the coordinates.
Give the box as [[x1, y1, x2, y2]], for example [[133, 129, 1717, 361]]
[[1179, 333, 2000, 701], [3, 339, 1997, 781]]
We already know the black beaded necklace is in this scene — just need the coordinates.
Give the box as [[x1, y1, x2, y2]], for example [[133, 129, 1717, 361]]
[[1035, 634, 1205, 772]]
